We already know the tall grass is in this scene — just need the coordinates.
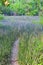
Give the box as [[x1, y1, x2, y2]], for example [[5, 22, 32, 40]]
[[19, 32, 43, 65], [0, 14, 4, 20], [39, 16, 43, 24], [32, 16, 43, 25], [0, 26, 20, 65]]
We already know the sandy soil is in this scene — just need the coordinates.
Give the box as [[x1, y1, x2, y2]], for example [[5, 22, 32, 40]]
[[11, 39, 19, 65]]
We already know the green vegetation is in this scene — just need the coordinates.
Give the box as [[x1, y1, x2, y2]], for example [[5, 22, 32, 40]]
[[0, 26, 20, 65], [39, 16, 43, 24], [0, 17, 43, 65], [32, 16, 43, 24], [19, 32, 43, 65], [0, 14, 4, 20], [0, 24, 3, 27], [0, 0, 43, 16]]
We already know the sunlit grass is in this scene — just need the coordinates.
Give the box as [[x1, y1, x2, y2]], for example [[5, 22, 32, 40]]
[[0, 14, 4, 20], [39, 16, 43, 24], [32, 16, 43, 25], [19, 32, 43, 65], [0, 24, 3, 27]]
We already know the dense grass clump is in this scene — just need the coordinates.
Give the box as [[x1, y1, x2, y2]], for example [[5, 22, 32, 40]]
[[19, 32, 43, 65], [0, 26, 20, 65]]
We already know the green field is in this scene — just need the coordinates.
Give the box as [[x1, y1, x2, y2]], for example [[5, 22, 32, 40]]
[[0, 16, 43, 65]]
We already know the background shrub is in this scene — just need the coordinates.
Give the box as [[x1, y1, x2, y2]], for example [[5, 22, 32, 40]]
[[0, 0, 43, 16]]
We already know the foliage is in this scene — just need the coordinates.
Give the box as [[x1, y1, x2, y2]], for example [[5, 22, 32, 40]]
[[32, 16, 43, 24], [0, 14, 4, 20], [2, 6, 14, 16], [0, 0, 14, 16], [0, 0, 43, 16], [0, 26, 20, 65], [39, 16, 43, 24], [0, 18, 43, 65], [19, 32, 43, 65], [0, 0, 9, 5], [9, 2, 26, 15]]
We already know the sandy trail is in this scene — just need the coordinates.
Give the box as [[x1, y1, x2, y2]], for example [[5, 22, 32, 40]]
[[11, 39, 19, 65]]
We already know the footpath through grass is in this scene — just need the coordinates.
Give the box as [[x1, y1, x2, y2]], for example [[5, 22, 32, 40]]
[[0, 16, 43, 65]]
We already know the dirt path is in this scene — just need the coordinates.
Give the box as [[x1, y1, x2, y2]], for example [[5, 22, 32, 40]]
[[11, 39, 19, 65]]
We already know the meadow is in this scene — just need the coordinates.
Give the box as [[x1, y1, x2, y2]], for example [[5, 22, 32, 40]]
[[0, 16, 43, 65], [18, 17, 43, 65], [19, 31, 43, 65]]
